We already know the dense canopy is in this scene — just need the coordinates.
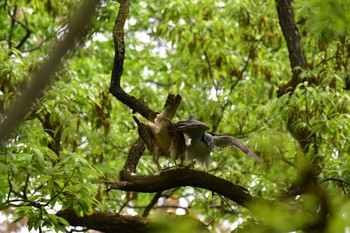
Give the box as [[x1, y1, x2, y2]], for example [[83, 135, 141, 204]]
[[0, 0, 350, 232]]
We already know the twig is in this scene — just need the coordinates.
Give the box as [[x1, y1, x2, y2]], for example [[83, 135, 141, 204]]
[[142, 191, 162, 217], [320, 177, 350, 195]]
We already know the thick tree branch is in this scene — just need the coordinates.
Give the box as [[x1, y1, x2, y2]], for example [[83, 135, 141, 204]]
[[108, 167, 264, 210], [274, 4, 322, 219], [275, 0, 318, 154], [57, 208, 150, 233], [108, 1, 184, 178], [103, 167, 327, 232], [275, 0, 307, 97], [119, 137, 145, 177], [109, 0, 156, 121], [57, 207, 209, 233]]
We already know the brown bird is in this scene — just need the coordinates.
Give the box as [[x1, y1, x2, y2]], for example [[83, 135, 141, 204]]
[[133, 94, 186, 170]]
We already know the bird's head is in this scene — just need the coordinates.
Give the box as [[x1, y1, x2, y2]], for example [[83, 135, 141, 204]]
[[201, 133, 214, 147]]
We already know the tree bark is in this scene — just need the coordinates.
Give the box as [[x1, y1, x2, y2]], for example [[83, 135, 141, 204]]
[[108, 0, 157, 121], [57, 207, 210, 233], [275, 0, 318, 153], [57, 208, 150, 233], [58, 167, 323, 232], [275, 0, 307, 97], [108, 167, 259, 209]]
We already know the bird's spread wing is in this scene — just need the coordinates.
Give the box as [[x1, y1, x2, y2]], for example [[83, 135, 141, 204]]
[[213, 135, 262, 163], [174, 115, 210, 138]]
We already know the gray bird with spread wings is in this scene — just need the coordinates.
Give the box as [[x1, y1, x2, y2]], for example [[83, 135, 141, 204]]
[[175, 115, 261, 167]]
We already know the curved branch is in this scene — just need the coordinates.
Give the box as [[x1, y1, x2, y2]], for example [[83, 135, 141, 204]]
[[109, 0, 156, 121], [7, 5, 32, 54], [320, 177, 350, 186], [320, 177, 350, 195], [103, 167, 327, 232], [107, 167, 263, 210]]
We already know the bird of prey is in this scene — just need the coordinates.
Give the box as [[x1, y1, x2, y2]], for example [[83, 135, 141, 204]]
[[133, 94, 186, 170], [175, 115, 261, 167]]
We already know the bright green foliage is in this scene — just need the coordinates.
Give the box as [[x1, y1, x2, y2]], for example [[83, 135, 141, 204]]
[[1, 0, 350, 232]]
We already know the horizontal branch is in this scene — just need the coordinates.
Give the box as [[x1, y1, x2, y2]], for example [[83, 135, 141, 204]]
[[106, 167, 264, 210], [105, 167, 325, 232], [56, 168, 325, 232], [57, 207, 209, 233], [57, 208, 149, 233]]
